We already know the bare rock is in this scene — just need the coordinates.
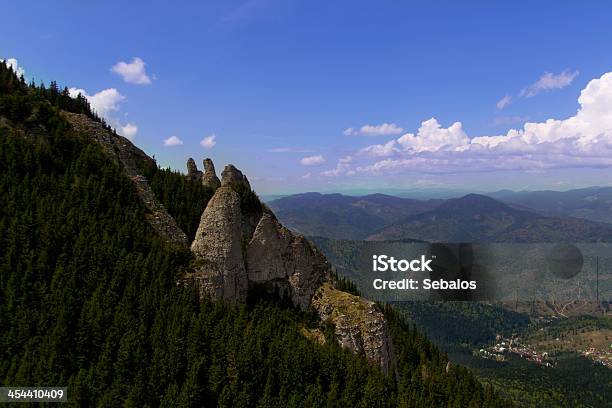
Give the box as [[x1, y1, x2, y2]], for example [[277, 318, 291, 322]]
[[186, 163, 395, 373], [202, 158, 221, 190], [190, 186, 249, 301], [311, 283, 394, 374], [247, 213, 330, 308], [186, 158, 203, 181], [221, 164, 251, 190], [246, 213, 293, 282]]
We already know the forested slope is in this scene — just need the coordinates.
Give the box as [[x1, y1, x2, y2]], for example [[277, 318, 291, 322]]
[[0, 61, 511, 407]]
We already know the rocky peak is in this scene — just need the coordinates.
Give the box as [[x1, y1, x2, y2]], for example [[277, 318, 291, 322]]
[[203, 158, 216, 173], [312, 283, 394, 374], [186, 158, 203, 181], [185, 163, 394, 373], [202, 158, 221, 190], [221, 164, 251, 190]]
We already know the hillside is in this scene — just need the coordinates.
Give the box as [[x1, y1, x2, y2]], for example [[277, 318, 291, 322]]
[[367, 194, 612, 243], [490, 187, 612, 224], [311, 236, 612, 407], [268, 192, 436, 239], [0, 61, 512, 407]]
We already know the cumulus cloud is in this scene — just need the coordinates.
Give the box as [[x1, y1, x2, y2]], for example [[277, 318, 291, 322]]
[[200, 134, 217, 149], [68, 87, 138, 140], [520, 69, 579, 98], [1, 58, 25, 77], [111, 57, 152, 85], [325, 72, 612, 176], [358, 140, 398, 157], [164, 135, 183, 146], [496, 95, 512, 110], [300, 155, 326, 166], [321, 155, 353, 176], [397, 118, 469, 153], [120, 123, 138, 141], [343, 122, 404, 136], [69, 87, 125, 117]]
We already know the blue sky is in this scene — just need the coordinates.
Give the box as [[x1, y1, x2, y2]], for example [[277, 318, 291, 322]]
[[3, 1, 612, 194]]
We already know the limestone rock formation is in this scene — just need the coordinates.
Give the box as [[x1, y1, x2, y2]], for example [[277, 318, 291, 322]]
[[186, 160, 394, 372], [186, 157, 221, 190], [190, 186, 249, 301], [189, 163, 327, 306], [202, 158, 221, 190], [247, 212, 330, 309], [186, 158, 203, 181], [221, 164, 251, 190], [311, 283, 395, 374]]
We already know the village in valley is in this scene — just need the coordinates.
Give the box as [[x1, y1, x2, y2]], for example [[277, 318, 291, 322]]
[[476, 325, 612, 369]]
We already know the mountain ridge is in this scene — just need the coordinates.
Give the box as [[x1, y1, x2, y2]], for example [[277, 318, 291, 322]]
[[270, 191, 612, 243], [369, 193, 612, 242]]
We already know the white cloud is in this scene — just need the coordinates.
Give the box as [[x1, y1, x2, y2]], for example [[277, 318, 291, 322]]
[[396, 118, 469, 153], [520, 69, 579, 98], [69, 87, 125, 117], [1, 58, 25, 77], [200, 134, 217, 149], [358, 140, 398, 157], [120, 123, 138, 141], [68, 87, 138, 140], [300, 155, 326, 166], [335, 71, 612, 176], [496, 95, 512, 110], [343, 122, 404, 136], [496, 70, 579, 110], [301, 172, 312, 180], [111, 57, 152, 85], [321, 155, 353, 176], [164, 135, 183, 146]]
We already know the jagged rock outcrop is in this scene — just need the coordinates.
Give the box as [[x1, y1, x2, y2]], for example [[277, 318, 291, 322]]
[[64, 112, 189, 247], [202, 158, 221, 190], [189, 163, 326, 305], [186, 157, 221, 190], [186, 160, 394, 372], [186, 158, 203, 181], [311, 282, 395, 374], [246, 212, 330, 309], [190, 185, 249, 301], [221, 164, 251, 190]]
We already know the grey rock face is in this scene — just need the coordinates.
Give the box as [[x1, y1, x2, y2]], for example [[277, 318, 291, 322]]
[[246, 213, 330, 308], [221, 164, 251, 190], [190, 186, 249, 301], [311, 283, 395, 374], [186, 161, 394, 372], [187, 158, 203, 181], [202, 158, 221, 190]]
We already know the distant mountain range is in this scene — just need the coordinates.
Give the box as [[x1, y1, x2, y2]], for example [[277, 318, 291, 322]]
[[269, 188, 612, 242], [489, 187, 612, 224], [368, 193, 612, 242], [267, 192, 439, 239]]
